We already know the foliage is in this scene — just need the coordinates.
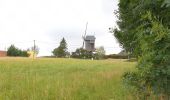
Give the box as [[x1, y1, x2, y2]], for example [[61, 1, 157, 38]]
[[72, 47, 105, 60], [71, 48, 93, 59], [7, 45, 19, 56], [52, 38, 68, 57], [94, 46, 105, 59], [105, 54, 128, 59], [113, 0, 170, 99], [118, 50, 128, 56], [7, 45, 29, 57]]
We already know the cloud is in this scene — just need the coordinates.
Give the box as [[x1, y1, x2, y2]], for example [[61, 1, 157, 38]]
[[0, 0, 120, 56]]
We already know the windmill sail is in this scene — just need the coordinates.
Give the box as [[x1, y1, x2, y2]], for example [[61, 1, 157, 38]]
[[82, 22, 88, 48]]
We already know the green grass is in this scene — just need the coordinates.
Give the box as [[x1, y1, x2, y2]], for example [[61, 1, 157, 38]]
[[0, 58, 136, 100]]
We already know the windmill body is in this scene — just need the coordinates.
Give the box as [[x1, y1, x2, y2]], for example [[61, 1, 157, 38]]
[[84, 35, 96, 52]]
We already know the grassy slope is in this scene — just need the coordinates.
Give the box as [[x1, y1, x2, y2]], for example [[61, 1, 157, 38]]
[[0, 58, 136, 100]]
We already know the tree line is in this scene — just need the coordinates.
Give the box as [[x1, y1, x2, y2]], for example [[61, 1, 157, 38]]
[[7, 38, 106, 59], [52, 38, 106, 59], [7, 45, 39, 57]]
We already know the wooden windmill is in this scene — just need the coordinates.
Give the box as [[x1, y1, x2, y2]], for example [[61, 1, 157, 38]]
[[82, 23, 96, 52]]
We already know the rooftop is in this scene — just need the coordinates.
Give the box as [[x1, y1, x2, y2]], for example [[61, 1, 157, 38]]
[[85, 35, 95, 40]]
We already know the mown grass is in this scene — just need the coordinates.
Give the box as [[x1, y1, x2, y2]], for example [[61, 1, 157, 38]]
[[0, 58, 136, 100]]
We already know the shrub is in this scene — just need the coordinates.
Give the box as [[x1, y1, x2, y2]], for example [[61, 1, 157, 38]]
[[71, 48, 93, 59], [7, 45, 29, 57]]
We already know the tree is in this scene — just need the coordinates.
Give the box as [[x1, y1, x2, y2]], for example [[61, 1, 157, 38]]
[[112, 0, 170, 99], [71, 48, 93, 59], [7, 45, 19, 56], [52, 38, 68, 57], [95, 46, 105, 59], [7, 45, 29, 57]]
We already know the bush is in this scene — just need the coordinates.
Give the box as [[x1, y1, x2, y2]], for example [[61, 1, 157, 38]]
[[94, 46, 106, 60], [7, 45, 29, 57], [71, 48, 93, 59], [105, 54, 128, 59]]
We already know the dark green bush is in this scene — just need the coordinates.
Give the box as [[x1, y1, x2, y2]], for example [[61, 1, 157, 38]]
[[7, 45, 29, 57], [71, 48, 93, 59], [104, 54, 128, 59]]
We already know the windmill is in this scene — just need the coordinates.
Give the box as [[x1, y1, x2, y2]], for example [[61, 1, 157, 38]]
[[82, 22, 96, 52]]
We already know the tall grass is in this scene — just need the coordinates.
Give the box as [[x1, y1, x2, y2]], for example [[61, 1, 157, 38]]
[[0, 58, 136, 100]]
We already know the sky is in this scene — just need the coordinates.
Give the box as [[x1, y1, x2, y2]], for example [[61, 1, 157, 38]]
[[0, 0, 121, 56]]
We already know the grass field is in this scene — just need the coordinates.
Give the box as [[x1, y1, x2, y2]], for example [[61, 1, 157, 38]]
[[0, 58, 136, 100]]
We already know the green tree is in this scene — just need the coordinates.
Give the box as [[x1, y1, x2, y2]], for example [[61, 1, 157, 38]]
[[53, 38, 68, 57], [112, 0, 170, 99], [95, 46, 105, 59], [7, 45, 29, 57], [71, 48, 93, 59], [7, 45, 19, 56]]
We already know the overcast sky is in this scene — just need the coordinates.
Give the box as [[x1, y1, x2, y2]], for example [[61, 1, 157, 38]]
[[0, 0, 121, 56]]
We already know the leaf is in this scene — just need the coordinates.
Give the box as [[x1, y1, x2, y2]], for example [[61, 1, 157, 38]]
[[161, 0, 170, 7]]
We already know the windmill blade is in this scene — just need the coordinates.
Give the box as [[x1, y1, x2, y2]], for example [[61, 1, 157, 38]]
[[82, 22, 88, 48], [82, 35, 85, 48], [84, 22, 88, 37], [82, 40, 85, 48]]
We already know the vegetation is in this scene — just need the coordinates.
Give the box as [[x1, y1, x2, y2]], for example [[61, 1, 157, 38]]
[[94, 46, 105, 60], [71, 47, 105, 60], [105, 54, 128, 59], [71, 48, 93, 59], [52, 38, 68, 57], [112, 0, 170, 99], [7, 45, 29, 57], [0, 58, 135, 100]]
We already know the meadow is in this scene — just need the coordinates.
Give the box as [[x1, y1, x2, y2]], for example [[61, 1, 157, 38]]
[[0, 58, 136, 100]]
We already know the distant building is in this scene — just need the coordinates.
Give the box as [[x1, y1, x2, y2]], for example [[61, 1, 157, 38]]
[[0, 51, 7, 57], [84, 35, 96, 51]]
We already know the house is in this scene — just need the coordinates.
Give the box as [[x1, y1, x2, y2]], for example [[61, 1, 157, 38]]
[[0, 51, 7, 57], [84, 35, 96, 51]]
